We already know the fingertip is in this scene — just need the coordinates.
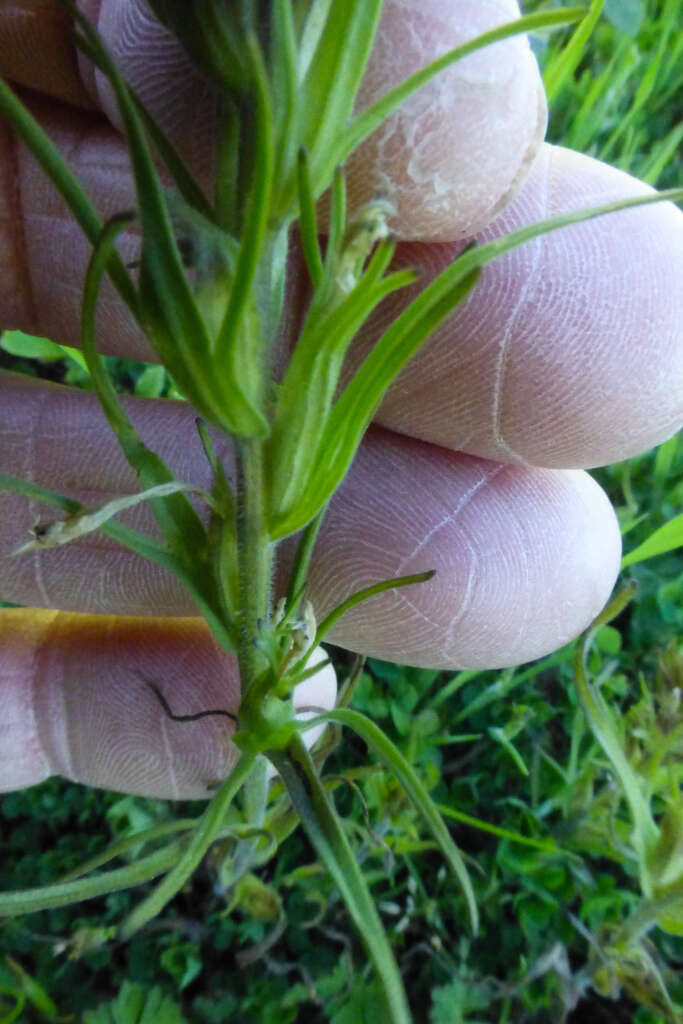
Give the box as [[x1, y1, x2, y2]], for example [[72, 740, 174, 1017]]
[[346, 0, 547, 240], [309, 431, 622, 669]]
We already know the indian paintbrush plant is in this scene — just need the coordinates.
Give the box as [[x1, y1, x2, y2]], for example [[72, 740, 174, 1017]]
[[0, 2, 682, 1021]]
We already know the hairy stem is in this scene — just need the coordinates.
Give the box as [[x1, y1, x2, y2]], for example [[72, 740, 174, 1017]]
[[235, 438, 273, 693]]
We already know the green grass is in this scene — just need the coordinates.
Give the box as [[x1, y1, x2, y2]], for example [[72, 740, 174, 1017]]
[[1, 2, 682, 1021]]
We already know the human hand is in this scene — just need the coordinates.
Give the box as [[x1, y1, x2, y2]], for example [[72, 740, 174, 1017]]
[[0, 0, 681, 798]]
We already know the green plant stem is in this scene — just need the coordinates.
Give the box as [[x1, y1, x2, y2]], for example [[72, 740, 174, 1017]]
[[0, 843, 182, 917], [235, 438, 273, 692], [269, 734, 412, 1024]]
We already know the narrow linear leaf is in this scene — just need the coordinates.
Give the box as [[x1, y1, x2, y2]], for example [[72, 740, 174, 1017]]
[[58, 818, 198, 883], [621, 513, 683, 568], [120, 753, 255, 940], [296, 148, 324, 286], [271, 0, 300, 185], [130, 88, 214, 220], [315, 707, 478, 934], [0, 472, 236, 652], [213, 35, 274, 438], [268, 260, 415, 519], [269, 736, 412, 1024], [12, 482, 211, 556], [544, 0, 605, 102], [437, 803, 566, 855], [299, 1, 384, 195], [297, 0, 334, 84], [0, 79, 138, 315], [284, 506, 327, 614], [314, 571, 435, 647], [270, 266, 478, 538], [64, 3, 256, 434], [82, 214, 209, 560], [278, 186, 683, 538]]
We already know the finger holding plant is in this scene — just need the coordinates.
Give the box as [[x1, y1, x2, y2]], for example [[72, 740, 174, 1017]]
[[0, 2, 682, 1021]]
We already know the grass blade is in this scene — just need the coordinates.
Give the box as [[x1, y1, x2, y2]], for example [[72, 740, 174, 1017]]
[[621, 514, 683, 568], [544, 0, 605, 102]]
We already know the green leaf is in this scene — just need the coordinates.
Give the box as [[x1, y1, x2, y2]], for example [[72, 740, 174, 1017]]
[[544, 0, 605, 102], [276, 185, 683, 538], [0, 472, 237, 652], [120, 753, 255, 940], [294, 1, 384, 201], [213, 34, 274, 436], [134, 363, 167, 398], [313, 707, 478, 934], [66, 3, 266, 437], [4, 959, 57, 1019], [11, 481, 208, 555], [269, 735, 412, 1024], [57, 818, 198, 883], [82, 981, 188, 1024], [271, 0, 300, 189], [1, 330, 73, 364], [268, 263, 479, 538], [296, 148, 324, 287], [268, 252, 416, 524], [313, 571, 435, 648], [621, 514, 683, 568], [130, 88, 213, 220], [436, 803, 563, 856], [81, 213, 210, 563], [159, 943, 203, 991], [0, 78, 138, 316]]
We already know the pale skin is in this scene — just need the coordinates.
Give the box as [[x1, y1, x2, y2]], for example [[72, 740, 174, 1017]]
[[0, 1, 682, 798]]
